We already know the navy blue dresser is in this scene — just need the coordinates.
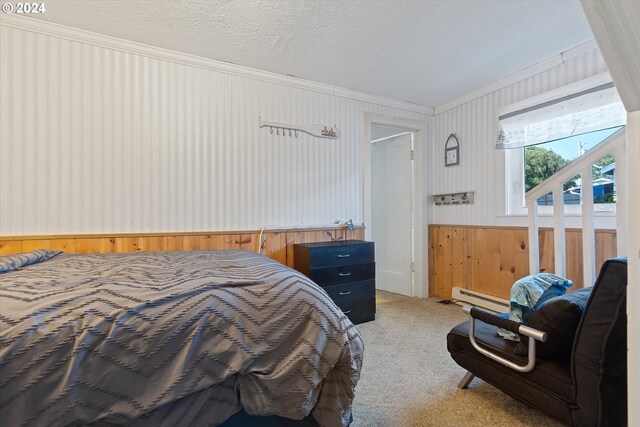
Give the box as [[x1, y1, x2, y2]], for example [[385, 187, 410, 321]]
[[294, 240, 375, 324]]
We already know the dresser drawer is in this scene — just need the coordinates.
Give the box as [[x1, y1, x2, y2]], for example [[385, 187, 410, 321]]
[[294, 241, 374, 272], [309, 263, 375, 286], [324, 280, 375, 304], [337, 297, 376, 324]]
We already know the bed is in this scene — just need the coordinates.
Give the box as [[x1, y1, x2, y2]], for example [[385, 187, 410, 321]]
[[0, 249, 364, 427]]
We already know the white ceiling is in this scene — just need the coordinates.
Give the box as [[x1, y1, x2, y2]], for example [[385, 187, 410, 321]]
[[31, 0, 595, 108]]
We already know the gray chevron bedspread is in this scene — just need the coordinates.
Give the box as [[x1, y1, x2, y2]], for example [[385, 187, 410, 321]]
[[0, 250, 364, 427]]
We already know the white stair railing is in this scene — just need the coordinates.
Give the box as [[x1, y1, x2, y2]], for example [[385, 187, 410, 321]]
[[525, 127, 627, 286]]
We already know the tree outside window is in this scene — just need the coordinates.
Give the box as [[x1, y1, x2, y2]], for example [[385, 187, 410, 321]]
[[523, 127, 621, 206]]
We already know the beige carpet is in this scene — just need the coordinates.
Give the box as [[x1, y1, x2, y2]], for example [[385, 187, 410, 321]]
[[350, 291, 563, 427]]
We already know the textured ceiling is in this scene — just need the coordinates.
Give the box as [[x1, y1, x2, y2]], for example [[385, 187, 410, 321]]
[[31, 0, 594, 108]]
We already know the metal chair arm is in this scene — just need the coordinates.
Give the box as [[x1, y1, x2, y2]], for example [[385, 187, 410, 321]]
[[463, 305, 547, 373]]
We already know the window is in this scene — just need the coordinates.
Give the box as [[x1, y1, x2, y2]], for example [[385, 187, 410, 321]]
[[500, 74, 626, 215], [524, 127, 622, 206]]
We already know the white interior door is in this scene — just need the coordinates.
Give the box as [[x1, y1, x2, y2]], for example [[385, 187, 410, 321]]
[[371, 131, 413, 296]]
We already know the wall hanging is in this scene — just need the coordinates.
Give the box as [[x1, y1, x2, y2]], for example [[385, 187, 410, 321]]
[[259, 117, 339, 139], [445, 133, 460, 166], [431, 191, 474, 205]]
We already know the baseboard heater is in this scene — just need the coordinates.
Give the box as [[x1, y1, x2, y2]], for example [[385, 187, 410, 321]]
[[451, 287, 510, 313]]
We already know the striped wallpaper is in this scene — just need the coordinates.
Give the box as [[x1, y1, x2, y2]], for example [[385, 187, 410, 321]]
[[0, 19, 429, 236], [431, 44, 610, 226]]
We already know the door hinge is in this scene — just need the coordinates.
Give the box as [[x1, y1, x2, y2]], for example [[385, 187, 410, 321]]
[[411, 262, 415, 272], [410, 150, 415, 161]]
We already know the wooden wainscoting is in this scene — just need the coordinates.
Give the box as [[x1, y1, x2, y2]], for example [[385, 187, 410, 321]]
[[0, 227, 365, 269], [429, 224, 617, 300]]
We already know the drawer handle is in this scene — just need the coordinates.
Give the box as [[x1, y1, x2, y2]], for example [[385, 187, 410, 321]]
[[337, 254, 351, 258], [338, 272, 352, 277], [339, 290, 352, 296], [343, 309, 353, 314]]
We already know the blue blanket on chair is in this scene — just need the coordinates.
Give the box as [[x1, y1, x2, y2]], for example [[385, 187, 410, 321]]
[[498, 273, 573, 341]]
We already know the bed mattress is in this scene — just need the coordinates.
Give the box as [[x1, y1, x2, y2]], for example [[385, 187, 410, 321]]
[[0, 250, 363, 427]]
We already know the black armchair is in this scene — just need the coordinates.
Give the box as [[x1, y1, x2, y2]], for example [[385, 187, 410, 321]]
[[447, 258, 628, 426]]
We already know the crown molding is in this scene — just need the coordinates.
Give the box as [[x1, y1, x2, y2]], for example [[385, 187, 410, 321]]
[[434, 40, 600, 115], [0, 14, 432, 116]]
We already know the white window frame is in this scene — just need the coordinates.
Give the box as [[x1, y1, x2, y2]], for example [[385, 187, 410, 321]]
[[503, 73, 622, 220]]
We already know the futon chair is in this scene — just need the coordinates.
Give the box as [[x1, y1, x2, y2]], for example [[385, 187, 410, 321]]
[[447, 257, 627, 426]]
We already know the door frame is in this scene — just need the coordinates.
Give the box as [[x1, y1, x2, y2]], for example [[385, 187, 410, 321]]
[[362, 113, 429, 298]]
